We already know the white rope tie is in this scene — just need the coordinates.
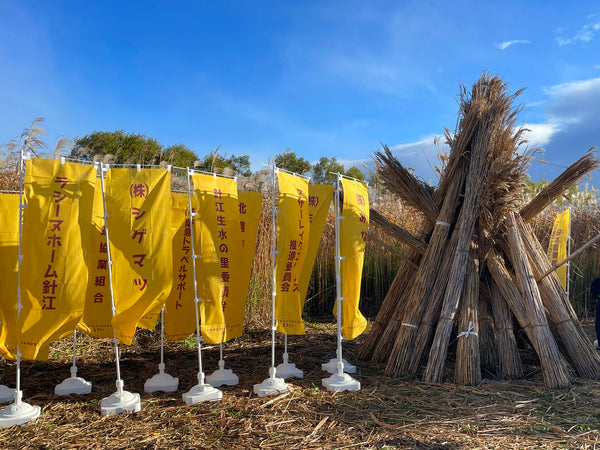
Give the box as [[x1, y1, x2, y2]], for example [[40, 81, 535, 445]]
[[457, 321, 478, 338], [401, 323, 418, 329]]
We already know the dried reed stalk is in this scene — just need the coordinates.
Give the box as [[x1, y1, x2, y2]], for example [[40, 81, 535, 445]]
[[374, 145, 438, 223], [405, 228, 460, 376], [424, 75, 517, 383], [536, 231, 600, 282], [514, 213, 600, 378], [357, 254, 420, 360], [369, 208, 427, 255], [381, 159, 467, 373], [504, 212, 572, 388], [520, 149, 600, 221], [477, 283, 497, 374], [454, 250, 481, 386], [489, 277, 523, 379]]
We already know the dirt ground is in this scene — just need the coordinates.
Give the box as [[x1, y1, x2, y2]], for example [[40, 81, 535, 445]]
[[1, 321, 600, 449]]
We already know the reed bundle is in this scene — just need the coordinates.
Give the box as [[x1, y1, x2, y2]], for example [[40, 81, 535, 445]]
[[361, 72, 600, 388], [520, 150, 599, 222], [488, 276, 522, 378]]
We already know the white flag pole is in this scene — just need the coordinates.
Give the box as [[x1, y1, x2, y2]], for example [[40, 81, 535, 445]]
[[144, 306, 179, 392], [0, 151, 41, 427], [99, 163, 141, 416], [55, 158, 93, 396], [322, 174, 360, 392], [182, 168, 222, 404], [254, 165, 289, 397], [55, 328, 92, 395], [275, 171, 304, 380]]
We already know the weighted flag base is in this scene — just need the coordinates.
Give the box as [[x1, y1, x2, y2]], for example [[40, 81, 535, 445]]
[[275, 362, 304, 379], [100, 389, 141, 416], [0, 385, 15, 403], [55, 377, 92, 396], [206, 360, 239, 387], [144, 364, 179, 393], [182, 382, 222, 404], [254, 368, 289, 397], [322, 372, 361, 392], [321, 357, 356, 374], [0, 391, 40, 428]]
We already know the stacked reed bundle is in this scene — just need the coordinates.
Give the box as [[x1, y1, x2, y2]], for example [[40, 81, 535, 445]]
[[363, 73, 600, 388]]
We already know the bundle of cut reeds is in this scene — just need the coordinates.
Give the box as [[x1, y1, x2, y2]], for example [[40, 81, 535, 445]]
[[360, 72, 600, 388]]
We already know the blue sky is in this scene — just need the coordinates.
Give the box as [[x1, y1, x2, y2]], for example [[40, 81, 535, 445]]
[[1, 1, 599, 185]]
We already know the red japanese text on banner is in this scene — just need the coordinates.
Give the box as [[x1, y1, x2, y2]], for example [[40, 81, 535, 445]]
[[106, 167, 172, 345], [19, 158, 96, 359], [164, 192, 201, 341], [192, 174, 242, 344], [275, 171, 310, 335], [298, 183, 333, 304], [337, 178, 370, 340], [225, 189, 262, 340], [79, 178, 114, 338]]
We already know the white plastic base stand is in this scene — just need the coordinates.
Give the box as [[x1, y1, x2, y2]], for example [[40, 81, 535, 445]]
[[322, 371, 361, 392], [100, 380, 141, 416], [183, 373, 222, 404], [253, 367, 290, 397], [206, 360, 239, 387], [0, 385, 14, 403], [144, 363, 179, 393], [321, 357, 357, 374], [55, 366, 92, 396], [276, 352, 304, 379], [0, 391, 41, 427]]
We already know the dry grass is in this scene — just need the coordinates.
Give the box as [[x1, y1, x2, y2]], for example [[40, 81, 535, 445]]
[[2, 323, 600, 448]]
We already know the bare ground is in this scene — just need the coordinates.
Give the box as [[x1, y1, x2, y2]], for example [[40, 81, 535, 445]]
[[1, 321, 600, 449]]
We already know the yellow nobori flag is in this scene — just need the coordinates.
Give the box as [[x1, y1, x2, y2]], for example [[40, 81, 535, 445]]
[[298, 183, 333, 304], [0, 193, 21, 359], [78, 179, 114, 338], [193, 174, 242, 344], [164, 192, 200, 341], [19, 158, 95, 360], [228, 189, 262, 340], [105, 167, 172, 345], [547, 209, 570, 290], [338, 178, 369, 340], [275, 171, 310, 335]]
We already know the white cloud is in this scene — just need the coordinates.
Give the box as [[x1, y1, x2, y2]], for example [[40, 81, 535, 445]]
[[555, 20, 600, 45], [521, 123, 561, 147], [496, 40, 531, 50]]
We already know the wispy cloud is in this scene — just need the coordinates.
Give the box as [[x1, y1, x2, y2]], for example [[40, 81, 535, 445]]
[[555, 20, 600, 46], [496, 40, 531, 50]]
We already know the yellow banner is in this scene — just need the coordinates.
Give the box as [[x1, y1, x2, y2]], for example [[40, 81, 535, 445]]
[[193, 174, 242, 344], [19, 158, 96, 360], [338, 178, 369, 340], [0, 193, 20, 359], [106, 167, 172, 345], [228, 189, 262, 340], [298, 183, 333, 304], [547, 209, 570, 290], [164, 192, 200, 341], [78, 179, 114, 338], [275, 171, 310, 335]]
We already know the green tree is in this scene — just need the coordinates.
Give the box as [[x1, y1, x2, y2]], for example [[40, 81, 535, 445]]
[[273, 150, 311, 175], [311, 156, 345, 183], [345, 166, 366, 181], [194, 150, 252, 177], [71, 130, 202, 167], [164, 143, 199, 168]]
